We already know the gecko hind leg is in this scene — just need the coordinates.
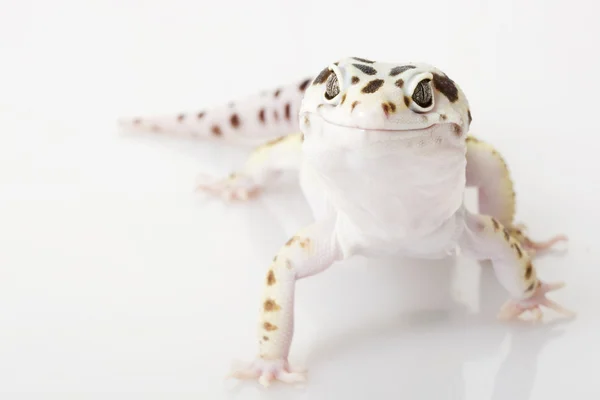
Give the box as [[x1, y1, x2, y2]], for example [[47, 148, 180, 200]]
[[465, 135, 567, 255], [196, 133, 303, 201]]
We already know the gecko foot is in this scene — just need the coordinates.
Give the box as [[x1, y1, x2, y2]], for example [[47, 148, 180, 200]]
[[509, 224, 568, 255], [227, 358, 307, 388], [196, 173, 261, 201], [498, 281, 576, 322]]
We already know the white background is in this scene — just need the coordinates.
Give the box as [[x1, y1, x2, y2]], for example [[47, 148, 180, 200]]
[[1, 0, 599, 398]]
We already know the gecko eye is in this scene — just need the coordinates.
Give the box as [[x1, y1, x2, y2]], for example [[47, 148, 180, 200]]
[[406, 72, 435, 113], [412, 79, 433, 109], [324, 72, 340, 100]]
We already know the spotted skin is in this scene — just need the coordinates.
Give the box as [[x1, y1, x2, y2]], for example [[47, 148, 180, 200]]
[[120, 57, 572, 387]]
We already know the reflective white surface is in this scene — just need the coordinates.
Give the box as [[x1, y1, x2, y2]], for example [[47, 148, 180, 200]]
[[1, 0, 599, 398]]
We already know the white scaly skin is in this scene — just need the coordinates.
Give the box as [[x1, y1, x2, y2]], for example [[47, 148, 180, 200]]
[[119, 57, 572, 387], [221, 58, 573, 386]]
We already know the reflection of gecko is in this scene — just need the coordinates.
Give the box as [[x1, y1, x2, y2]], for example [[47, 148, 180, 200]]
[[119, 57, 572, 387]]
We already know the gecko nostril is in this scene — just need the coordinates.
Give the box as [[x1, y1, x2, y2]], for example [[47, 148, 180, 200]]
[[381, 102, 397, 117]]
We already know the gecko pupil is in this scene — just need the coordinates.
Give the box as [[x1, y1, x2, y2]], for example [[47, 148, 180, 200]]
[[324, 73, 340, 100], [412, 79, 433, 109]]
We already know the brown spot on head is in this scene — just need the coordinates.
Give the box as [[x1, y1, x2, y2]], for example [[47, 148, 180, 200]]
[[274, 89, 281, 97], [382, 103, 390, 116], [258, 109, 266, 124], [351, 76, 360, 85], [211, 125, 222, 136], [389, 65, 416, 76], [341, 93, 347, 105], [353, 63, 377, 75], [299, 78, 311, 92], [403, 96, 410, 107], [230, 113, 240, 128], [266, 270, 276, 286], [197, 111, 205, 119], [262, 336, 269, 341], [263, 322, 278, 331], [440, 114, 448, 121], [177, 114, 185, 122], [382, 102, 396, 116], [264, 299, 281, 312], [361, 79, 384, 94], [284, 103, 291, 120], [394, 79, 404, 88], [432, 72, 459, 102], [467, 109, 472, 124], [313, 67, 333, 85], [525, 261, 533, 279], [351, 101, 359, 111], [352, 57, 375, 63]]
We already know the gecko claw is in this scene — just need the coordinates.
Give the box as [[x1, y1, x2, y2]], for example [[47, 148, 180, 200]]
[[509, 224, 568, 255], [498, 281, 575, 321], [227, 358, 307, 388]]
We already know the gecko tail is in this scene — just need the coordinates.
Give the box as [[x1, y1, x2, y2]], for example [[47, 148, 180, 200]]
[[117, 76, 314, 146]]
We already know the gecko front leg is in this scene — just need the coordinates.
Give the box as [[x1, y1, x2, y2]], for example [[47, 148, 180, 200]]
[[228, 216, 343, 386], [465, 135, 567, 254], [459, 211, 574, 321], [197, 133, 303, 201]]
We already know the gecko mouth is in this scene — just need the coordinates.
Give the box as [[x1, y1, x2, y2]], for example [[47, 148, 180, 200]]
[[303, 111, 447, 133]]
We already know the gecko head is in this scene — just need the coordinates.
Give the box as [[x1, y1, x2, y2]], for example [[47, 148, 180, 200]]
[[299, 57, 472, 140]]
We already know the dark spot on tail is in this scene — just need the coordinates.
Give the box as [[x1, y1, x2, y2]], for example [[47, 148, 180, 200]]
[[352, 57, 375, 63], [299, 78, 311, 92], [274, 89, 281, 97], [211, 125, 222, 136], [230, 113, 240, 128], [285, 104, 291, 120], [432, 72, 459, 103], [177, 114, 185, 122], [361, 79, 384, 93], [353, 64, 377, 75], [258, 109, 266, 124], [197, 111, 205, 119], [389, 65, 415, 76]]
